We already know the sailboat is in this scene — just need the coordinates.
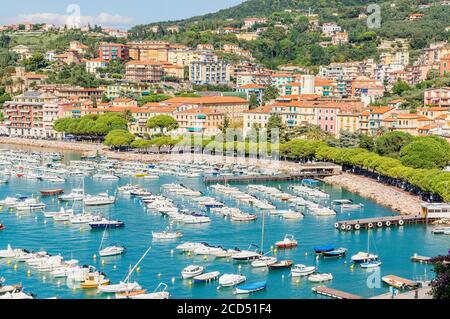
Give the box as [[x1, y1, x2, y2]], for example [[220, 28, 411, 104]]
[[352, 229, 380, 266], [98, 221, 126, 257], [251, 210, 277, 268], [98, 245, 151, 293]]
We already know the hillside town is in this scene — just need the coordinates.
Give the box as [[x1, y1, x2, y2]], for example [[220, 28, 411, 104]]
[[1, 10, 450, 142]]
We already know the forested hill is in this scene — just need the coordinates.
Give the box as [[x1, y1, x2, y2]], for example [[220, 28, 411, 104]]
[[180, 0, 383, 22]]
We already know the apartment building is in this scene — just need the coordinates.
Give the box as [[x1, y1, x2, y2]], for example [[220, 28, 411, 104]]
[[189, 60, 230, 85], [125, 61, 164, 83], [3, 91, 59, 138], [98, 42, 129, 62], [128, 41, 171, 62], [424, 87, 450, 107], [174, 107, 224, 135]]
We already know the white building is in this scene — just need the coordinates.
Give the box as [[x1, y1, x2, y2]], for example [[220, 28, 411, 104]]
[[189, 60, 230, 85], [85, 58, 108, 74], [322, 23, 341, 36]]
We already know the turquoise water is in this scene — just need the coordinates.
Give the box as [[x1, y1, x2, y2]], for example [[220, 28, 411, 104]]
[[0, 149, 449, 299]]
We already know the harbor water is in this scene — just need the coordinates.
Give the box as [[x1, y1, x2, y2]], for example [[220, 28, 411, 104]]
[[0, 148, 448, 299]]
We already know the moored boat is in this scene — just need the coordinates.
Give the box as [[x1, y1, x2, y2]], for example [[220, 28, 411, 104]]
[[322, 248, 348, 258], [193, 271, 220, 283], [181, 265, 204, 279], [308, 273, 333, 283], [235, 281, 266, 294], [40, 189, 64, 196], [275, 234, 297, 249], [291, 264, 316, 277], [218, 274, 246, 287], [268, 260, 293, 270]]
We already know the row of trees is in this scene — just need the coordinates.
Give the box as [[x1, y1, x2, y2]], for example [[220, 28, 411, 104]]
[[53, 113, 128, 137]]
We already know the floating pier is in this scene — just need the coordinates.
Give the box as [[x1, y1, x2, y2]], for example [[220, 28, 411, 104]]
[[335, 214, 438, 231], [312, 286, 363, 299], [204, 163, 341, 184], [382, 275, 420, 290]]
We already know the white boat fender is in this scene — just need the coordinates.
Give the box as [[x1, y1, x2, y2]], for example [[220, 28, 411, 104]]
[[398, 220, 404, 226], [386, 221, 391, 227], [335, 223, 339, 228], [368, 223, 373, 228], [354, 224, 361, 230], [346, 225, 352, 231], [377, 221, 383, 227], [341, 224, 346, 230]]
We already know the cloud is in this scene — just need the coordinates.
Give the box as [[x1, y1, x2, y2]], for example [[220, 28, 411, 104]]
[[9, 9, 135, 29]]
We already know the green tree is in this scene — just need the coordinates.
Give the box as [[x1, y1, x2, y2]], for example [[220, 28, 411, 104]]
[[375, 131, 413, 158], [400, 136, 450, 169], [146, 114, 179, 135], [104, 129, 135, 149], [430, 254, 450, 299], [24, 52, 48, 72], [392, 80, 411, 95]]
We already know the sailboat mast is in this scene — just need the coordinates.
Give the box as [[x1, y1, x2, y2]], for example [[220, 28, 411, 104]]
[[123, 246, 152, 283], [260, 210, 265, 254]]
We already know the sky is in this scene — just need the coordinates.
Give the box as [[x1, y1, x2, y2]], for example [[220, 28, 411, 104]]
[[0, 0, 245, 30]]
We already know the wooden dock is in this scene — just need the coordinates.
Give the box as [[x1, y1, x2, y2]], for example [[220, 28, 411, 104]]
[[335, 214, 438, 231], [204, 162, 341, 184], [312, 286, 364, 299]]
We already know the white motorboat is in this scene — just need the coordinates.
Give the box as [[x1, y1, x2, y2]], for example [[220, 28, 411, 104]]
[[98, 281, 141, 294], [280, 211, 304, 219], [44, 207, 73, 218], [181, 265, 204, 279], [251, 256, 277, 268], [0, 197, 20, 207], [53, 212, 75, 222], [193, 271, 220, 283], [0, 244, 16, 258], [218, 274, 246, 287], [176, 242, 206, 252], [152, 230, 183, 240], [116, 283, 169, 299], [0, 290, 33, 299], [70, 213, 101, 224], [99, 245, 126, 257], [351, 251, 379, 263], [59, 188, 84, 201], [15, 198, 46, 211], [193, 245, 224, 256], [231, 248, 261, 261], [84, 193, 115, 206], [308, 273, 333, 282], [291, 264, 316, 277]]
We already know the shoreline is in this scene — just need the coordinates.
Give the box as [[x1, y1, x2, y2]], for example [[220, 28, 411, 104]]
[[0, 136, 422, 215], [323, 173, 422, 216]]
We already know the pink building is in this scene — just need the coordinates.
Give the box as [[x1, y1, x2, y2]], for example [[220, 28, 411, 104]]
[[315, 105, 339, 136]]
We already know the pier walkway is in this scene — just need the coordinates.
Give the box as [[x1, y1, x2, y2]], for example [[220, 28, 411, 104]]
[[335, 214, 439, 231], [312, 286, 363, 299], [204, 163, 341, 183]]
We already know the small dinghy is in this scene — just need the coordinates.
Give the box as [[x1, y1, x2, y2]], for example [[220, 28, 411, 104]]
[[308, 273, 333, 283], [219, 274, 246, 287], [268, 260, 293, 270], [193, 271, 220, 283], [322, 248, 347, 258], [40, 189, 64, 196], [0, 223, 4, 231], [235, 281, 266, 294]]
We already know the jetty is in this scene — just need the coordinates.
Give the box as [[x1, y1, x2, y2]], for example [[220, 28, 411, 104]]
[[335, 214, 439, 231], [204, 163, 341, 183], [312, 286, 363, 299]]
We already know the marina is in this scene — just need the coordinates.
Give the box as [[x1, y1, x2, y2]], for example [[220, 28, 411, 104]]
[[0, 146, 448, 299]]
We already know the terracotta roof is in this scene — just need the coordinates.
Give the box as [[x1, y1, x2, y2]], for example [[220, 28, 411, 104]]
[[176, 107, 224, 115], [239, 83, 265, 89], [164, 96, 249, 105], [370, 106, 394, 114], [243, 105, 275, 114]]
